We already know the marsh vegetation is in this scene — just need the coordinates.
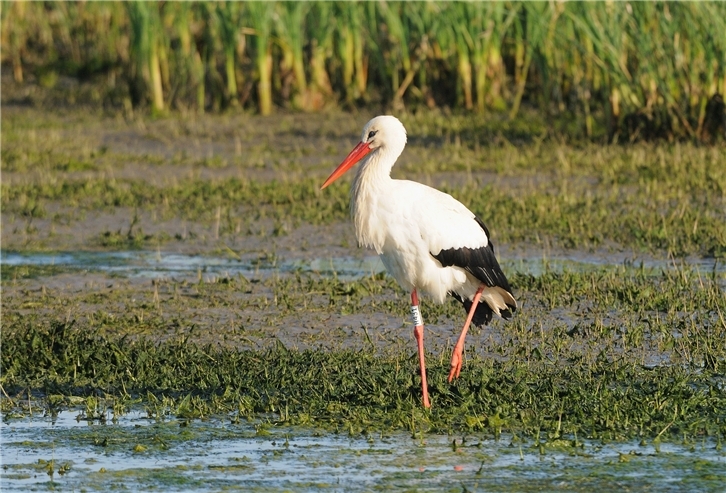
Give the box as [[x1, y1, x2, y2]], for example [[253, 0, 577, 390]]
[[1, 1, 725, 490], [2, 105, 724, 437]]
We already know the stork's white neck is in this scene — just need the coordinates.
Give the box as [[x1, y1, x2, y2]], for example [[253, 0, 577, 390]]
[[354, 147, 396, 187], [350, 147, 400, 252]]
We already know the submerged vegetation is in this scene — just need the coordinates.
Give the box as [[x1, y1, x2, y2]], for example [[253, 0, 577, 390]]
[[3, 1, 726, 140]]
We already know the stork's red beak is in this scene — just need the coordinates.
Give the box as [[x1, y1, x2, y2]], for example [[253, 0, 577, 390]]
[[321, 141, 371, 189]]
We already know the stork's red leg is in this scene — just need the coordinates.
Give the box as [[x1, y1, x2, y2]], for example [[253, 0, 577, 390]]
[[448, 285, 485, 382], [411, 289, 431, 408]]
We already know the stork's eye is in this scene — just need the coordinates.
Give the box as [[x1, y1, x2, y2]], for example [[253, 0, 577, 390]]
[[367, 130, 377, 140]]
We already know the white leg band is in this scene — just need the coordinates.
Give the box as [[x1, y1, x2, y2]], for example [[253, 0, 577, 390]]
[[410, 305, 423, 327]]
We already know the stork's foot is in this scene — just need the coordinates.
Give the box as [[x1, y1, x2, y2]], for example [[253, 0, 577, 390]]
[[448, 343, 464, 382]]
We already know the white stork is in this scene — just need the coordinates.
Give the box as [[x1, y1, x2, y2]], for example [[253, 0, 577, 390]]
[[321, 115, 517, 408]]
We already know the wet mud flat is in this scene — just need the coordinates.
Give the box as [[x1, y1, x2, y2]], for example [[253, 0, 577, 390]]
[[2, 106, 725, 491]]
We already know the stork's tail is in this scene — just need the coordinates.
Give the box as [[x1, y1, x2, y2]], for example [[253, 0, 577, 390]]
[[453, 287, 517, 327]]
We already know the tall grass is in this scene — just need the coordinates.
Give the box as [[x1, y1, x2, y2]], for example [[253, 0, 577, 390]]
[[126, 2, 165, 113], [2, 1, 725, 140], [246, 1, 274, 115]]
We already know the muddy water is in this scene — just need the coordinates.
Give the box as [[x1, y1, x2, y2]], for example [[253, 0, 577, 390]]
[[2, 410, 724, 492], [4, 249, 723, 281], [1, 250, 386, 281]]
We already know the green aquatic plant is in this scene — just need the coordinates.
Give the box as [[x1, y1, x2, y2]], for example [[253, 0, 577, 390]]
[[2, 259, 724, 440], [2, 320, 724, 440]]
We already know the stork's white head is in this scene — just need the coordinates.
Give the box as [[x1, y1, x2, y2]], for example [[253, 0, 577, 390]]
[[360, 115, 407, 154], [321, 115, 407, 189]]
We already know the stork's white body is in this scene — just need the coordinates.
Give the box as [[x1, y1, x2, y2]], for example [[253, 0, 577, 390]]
[[354, 176, 482, 303], [321, 115, 517, 407]]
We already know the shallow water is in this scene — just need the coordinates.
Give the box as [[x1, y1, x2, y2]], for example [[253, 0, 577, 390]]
[[1, 250, 385, 281], [2, 250, 723, 282], [2, 410, 724, 492]]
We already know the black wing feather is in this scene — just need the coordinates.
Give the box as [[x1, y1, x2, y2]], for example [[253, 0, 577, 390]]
[[431, 217, 512, 293], [450, 291, 494, 326], [432, 216, 515, 327]]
